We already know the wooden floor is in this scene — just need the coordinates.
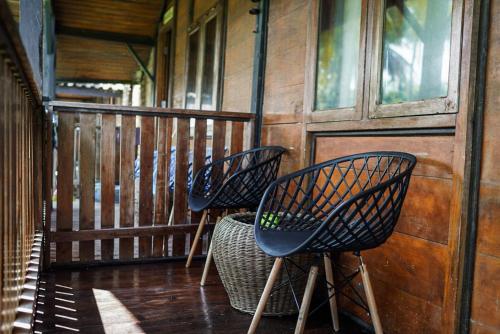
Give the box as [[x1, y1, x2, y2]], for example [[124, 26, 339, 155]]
[[34, 261, 368, 334]]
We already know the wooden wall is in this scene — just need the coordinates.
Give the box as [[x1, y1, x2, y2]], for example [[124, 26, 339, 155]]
[[171, 0, 255, 112], [261, 0, 308, 175], [470, 0, 500, 332], [260, 0, 481, 333]]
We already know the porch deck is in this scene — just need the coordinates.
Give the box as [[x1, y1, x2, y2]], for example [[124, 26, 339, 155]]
[[34, 261, 365, 334]]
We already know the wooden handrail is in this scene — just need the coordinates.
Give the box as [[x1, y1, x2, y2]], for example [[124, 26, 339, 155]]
[[49, 101, 255, 122], [0, 0, 42, 105]]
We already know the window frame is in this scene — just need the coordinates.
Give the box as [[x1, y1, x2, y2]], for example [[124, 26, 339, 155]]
[[304, 0, 369, 123], [305, 0, 464, 122], [368, 0, 462, 118], [184, 4, 223, 111]]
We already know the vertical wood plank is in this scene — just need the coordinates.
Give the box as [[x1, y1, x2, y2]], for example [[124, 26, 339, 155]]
[[173, 118, 190, 256], [79, 113, 96, 262], [230, 121, 244, 155], [212, 120, 227, 161], [56, 112, 75, 263], [119, 115, 136, 260], [190, 119, 207, 255], [100, 114, 116, 260], [138, 116, 155, 257], [211, 120, 227, 219], [153, 118, 167, 256]]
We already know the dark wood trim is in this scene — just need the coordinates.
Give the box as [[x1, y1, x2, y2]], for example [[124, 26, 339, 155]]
[[442, 0, 483, 332], [457, 0, 490, 331], [250, 0, 269, 147], [55, 26, 155, 46], [49, 224, 215, 243], [49, 101, 255, 121]]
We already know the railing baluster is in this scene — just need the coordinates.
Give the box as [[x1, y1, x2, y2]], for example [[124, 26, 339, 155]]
[[153, 118, 168, 256], [56, 112, 75, 263], [119, 115, 136, 260], [191, 119, 208, 255], [79, 113, 97, 261], [173, 118, 190, 256], [230, 121, 244, 155], [138, 116, 155, 258], [101, 114, 116, 260]]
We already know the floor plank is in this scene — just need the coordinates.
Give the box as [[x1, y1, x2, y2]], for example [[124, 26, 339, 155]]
[[34, 261, 368, 334]]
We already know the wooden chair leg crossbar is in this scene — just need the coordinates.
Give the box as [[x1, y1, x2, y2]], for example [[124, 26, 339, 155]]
[[248, 253, 383, 334]]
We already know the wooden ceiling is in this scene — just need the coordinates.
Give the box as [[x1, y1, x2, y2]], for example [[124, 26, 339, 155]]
[[54, 0, 164, 83]]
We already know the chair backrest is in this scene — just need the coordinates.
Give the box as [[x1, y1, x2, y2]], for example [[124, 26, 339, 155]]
[[190, 146, 286, 209], [256, 152, 416, 252]]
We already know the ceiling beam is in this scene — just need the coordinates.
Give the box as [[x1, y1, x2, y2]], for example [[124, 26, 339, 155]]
[[55, 25, 155, 46]]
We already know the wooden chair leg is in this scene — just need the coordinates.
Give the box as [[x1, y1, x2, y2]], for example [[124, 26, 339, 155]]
[[294, 265, 319, 334], [359, 258, 383, 334], [168, 207, 174, 226], [248, 258, 283, 334], [200, 216, 221, 286], [323, 253, 340, 332], [186, 210, 208, 268]]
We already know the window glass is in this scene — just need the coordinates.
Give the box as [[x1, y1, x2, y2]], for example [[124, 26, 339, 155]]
[[201, 17, 217, 110], [380, 0, 452, 104], [185, 30, 199, 109], [315, 0, 362, 110]]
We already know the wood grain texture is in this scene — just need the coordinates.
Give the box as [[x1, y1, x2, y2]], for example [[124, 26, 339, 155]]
[[471, 1, 500, 332], [471, 254, 500, 330], [100, 114, 116, 260], [172, 118, 190, 255], [34, 262, 364, 334], [79, 113, 96, 262], [153, 118, 167, 256], [230, 121, 244, 155], [119, 116, 136, 260], [138, 116, 155, 257], [190, 119, 207, 255], [56, 112, 75, 263]]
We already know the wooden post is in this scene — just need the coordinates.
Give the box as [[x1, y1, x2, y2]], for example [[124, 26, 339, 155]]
[[323, 253, 340, 331], [294, 265, 319, 334], [359, 258, 383, 334], [186, 210, 207, 268], [248, 257, 283, 334]]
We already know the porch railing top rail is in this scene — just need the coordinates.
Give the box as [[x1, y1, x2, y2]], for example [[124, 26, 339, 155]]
[[49, 101, 255, 122]]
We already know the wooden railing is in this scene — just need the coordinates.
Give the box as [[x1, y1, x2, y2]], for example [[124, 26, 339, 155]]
[[46, 101, 254, 265], [0, 0, 44, 332]]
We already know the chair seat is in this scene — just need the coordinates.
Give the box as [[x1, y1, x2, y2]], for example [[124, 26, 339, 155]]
[[256, 230, 315, 258], [188, 194, 210, 212]]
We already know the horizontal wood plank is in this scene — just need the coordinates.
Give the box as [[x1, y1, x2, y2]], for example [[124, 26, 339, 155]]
[[50, 101, 254, 121], [49, 224, 215, 242]]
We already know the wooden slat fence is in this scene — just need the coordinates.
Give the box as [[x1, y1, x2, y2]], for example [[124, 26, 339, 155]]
[[47, 101, 254, 265], [0, 0, 44, 332]]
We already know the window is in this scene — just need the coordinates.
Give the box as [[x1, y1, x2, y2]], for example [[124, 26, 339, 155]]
[[306, 0, 461, 120], [185, 6, 222, 111], [380, 0, 452, 104], [315, 0, 362, 110]]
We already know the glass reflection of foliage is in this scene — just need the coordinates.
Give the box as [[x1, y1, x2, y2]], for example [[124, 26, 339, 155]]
[[381, 0, 452, 104], [315, 0, 361, 110]]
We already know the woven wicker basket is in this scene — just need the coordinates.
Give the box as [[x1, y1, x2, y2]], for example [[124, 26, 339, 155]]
[[212, 212, 311, 316]]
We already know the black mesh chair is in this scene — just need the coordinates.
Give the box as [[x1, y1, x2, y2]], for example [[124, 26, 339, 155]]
[[248, 152, 416, 334], [185, 146, 286, 286]]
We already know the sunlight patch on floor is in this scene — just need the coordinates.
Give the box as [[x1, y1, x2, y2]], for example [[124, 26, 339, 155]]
[[92, 288, 144, 334]]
